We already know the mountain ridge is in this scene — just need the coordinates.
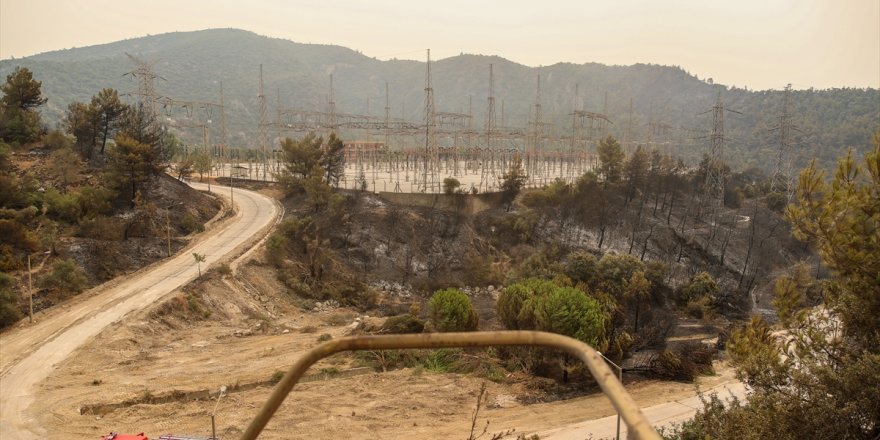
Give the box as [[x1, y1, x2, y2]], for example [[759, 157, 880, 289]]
[[1, 28, 877, 170]]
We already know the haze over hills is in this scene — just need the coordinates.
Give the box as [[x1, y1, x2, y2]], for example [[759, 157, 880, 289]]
[[1, 28, 877, 170]]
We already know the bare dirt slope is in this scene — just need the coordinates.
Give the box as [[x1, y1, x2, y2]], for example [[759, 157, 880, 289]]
[[31, 257, 736, 440]]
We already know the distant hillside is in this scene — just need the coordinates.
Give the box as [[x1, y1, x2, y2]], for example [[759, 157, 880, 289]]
[[2, 28, 877, 170]]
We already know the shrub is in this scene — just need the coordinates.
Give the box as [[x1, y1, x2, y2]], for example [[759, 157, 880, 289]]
[[317, 333, 333, 342], [76, 216, 125, 240], [686, 295, 716, 320], [39, 258, 87, 296], [512, 249, 565, 282], [76, 185, 114, 219], [380, 314, 426, 334], [443, 177, 461, 195], [462, 252, 500, 287], [564, 250, 599, 286], [216, 263, 232, 277], [533, 285, 607, 347], [651, 342, 715, 381], [724, 186, 744, 209], [427, 288, 479, 332], [497, 282, 533, 329], [678, 272, 720, 305], [185, 293, 210, 319], [765, 191, 788, 213], [180, 212, 204, 234], [269, 370, 285, 384], [597, 253, 645, 297], [499, 278, 608, 347], [42, 188, 80, 223], [422, 348, 459, 372], [43, 130, 74, 150], [264, 233, 288, 267], [0, 272, 21, 328]]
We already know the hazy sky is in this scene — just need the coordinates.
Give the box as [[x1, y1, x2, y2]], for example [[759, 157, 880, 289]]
[[1, 0, 878, 90]]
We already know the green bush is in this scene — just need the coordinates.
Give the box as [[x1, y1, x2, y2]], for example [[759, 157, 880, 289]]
[[180, 212, 204, 234], [264, 233, 288, 267], [533, 286, 607, 347], [42, 188, 80, 223], [76, 186, 114, 219], [422, 348, 459, 372], [39, 258, 87, 296], [497, 282, 533, 329], [43, 130, 74, 150], [678, 272, 720, 304], [564, 250, 599, 286], [499, 278, 608, 347], [427, 288, 479, 332], [0, 272, 21, 328], [597, 253, 645, 297], [686, 295, 716, 320], [512, 249, 564, 282]]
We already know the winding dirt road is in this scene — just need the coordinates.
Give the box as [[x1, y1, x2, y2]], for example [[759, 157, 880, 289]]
[[0, 182, 279, 439]]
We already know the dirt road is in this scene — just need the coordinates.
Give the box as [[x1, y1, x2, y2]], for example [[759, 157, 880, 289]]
[[538, 380, 747, 439], [0, 183, 279, 439]]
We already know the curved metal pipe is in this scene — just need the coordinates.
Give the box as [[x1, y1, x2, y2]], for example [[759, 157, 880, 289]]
[[240, 331, 660, 440]]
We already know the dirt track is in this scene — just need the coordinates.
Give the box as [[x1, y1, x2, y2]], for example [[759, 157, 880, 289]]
[[0, 182, 280, 439]]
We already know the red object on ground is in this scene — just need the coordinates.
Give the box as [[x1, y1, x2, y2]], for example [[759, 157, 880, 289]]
[[100, 433, 149, 440]]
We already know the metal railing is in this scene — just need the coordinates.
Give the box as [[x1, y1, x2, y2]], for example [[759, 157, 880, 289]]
[[240, 331, 660, 440]]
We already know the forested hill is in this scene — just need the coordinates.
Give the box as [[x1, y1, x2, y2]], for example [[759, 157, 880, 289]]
[[1, 28, 877, 170]]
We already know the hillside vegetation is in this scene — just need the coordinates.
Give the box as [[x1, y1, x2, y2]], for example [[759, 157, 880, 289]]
[[0, 67, 220, 329], [1, 28, 876, 171]]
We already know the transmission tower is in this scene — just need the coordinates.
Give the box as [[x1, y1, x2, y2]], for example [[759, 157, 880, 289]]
[[770, 84, 797, 199], [599, 91, 609, 137], [529, 74, 543, 175], [423, 49, 436, 192], [701, 93, 741, 206], [219, 81, 227, 147], [570, 84, 581, 151], [124, 53, 163, 118], [485, 64, 497, 150], [258, 64, 269, 152], [384, 82, 391, 149], [329, 74, 337, 130]]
